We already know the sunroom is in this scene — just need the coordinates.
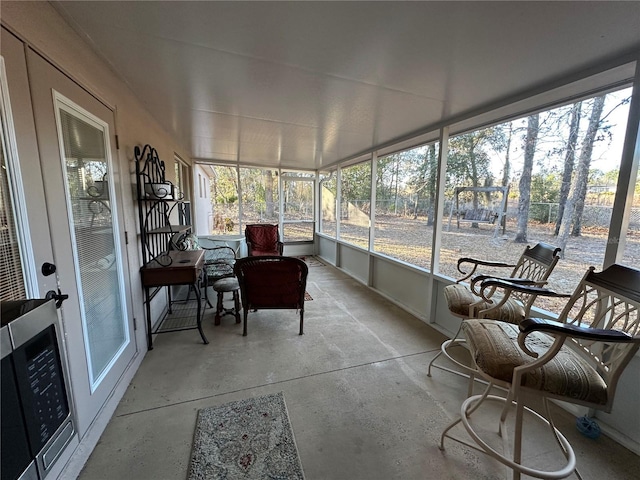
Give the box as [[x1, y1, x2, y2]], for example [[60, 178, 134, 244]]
[[1, 2, 639, 480]]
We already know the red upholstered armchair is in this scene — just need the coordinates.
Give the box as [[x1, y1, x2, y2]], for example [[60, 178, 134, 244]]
[[244, 224, 284, 256], [234, 256, 308, 336]]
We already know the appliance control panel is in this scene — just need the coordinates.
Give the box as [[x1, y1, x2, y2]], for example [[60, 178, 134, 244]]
[[14, 325, 70, 452]]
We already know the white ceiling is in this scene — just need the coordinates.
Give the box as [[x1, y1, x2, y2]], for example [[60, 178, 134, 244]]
[[53, 1, 640, 171]]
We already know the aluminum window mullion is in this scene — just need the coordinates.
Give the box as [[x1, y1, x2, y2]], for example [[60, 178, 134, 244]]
[[431, 127, 449, 276], [315, 171, 321, 235], [369, 153, 377, 252], [368, 154, 377, 287], [336, 167, 342, 241], [605, 60, 640, 267], [278, 169, 284, 236], [426, 127, 450, 325], [236, 165, 243, 234]]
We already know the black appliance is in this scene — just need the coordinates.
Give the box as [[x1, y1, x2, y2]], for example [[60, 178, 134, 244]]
[[1, 299, 77, 480]]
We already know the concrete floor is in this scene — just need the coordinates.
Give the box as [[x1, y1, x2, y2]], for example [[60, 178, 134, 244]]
[[79, 258, 639, 479]]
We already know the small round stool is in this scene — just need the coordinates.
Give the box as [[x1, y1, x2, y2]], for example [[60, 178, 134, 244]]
[[212, 277, 241, 325]]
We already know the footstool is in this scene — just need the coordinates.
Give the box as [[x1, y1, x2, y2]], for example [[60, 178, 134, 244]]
[[212, 277, 241, 325]]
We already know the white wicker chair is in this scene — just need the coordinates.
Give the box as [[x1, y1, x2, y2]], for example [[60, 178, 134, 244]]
[[440, 264, 640, 480], [428, 242, 561, 384]]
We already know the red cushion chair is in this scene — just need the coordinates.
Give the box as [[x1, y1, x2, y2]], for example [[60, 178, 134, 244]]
[[244, 224, 284, 256], [233, 256, 308, 336]]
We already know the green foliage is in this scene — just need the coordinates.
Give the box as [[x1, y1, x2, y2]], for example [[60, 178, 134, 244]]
[[528, 172, 561, 223], [210, 166, 238, 204], [531, 172, 561, 203], [446, 129, 497, 196], [341, 162, 371, 202], [589, 168, 618, 187], [216, 194, 237, 204], [376, 149, 425, 200]]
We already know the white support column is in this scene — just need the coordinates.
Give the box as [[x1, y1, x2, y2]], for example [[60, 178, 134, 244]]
[[604, 59, 640, 268], [431, 127, 450, 275], [315, 171, 320, 237], [278, 169, 284, 237], [336, 167, 342, 267], [369, 153, 377, 250], [369, 153, 377, 287], [427, 127, 450, 323], [236, 165, 243, 233]]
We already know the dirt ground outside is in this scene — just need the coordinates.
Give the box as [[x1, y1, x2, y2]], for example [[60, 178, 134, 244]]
[[213, 205, 638, 313], [336, 214, 640, 313]]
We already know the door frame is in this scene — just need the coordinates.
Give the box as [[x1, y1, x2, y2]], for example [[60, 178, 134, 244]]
[[26, 46, 138, 436], [52, 90, 134, 392], [2, 25, 148, 478]]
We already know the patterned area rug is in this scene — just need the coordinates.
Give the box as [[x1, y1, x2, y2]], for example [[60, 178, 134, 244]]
[[188, 392, 305, 480]]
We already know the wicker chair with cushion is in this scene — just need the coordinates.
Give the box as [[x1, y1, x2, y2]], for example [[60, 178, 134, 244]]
[[428, 242, 561, 380], [244, 224, 284, 256], [440, 264, 640, 480], [234, 256, 308, 336], [196, 237, 240, 324], [197, 237, 236, 283]]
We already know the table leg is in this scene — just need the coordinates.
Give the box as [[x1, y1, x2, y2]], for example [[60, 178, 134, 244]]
[[195, 274, 209, 345], [145, 286, 153, 350]]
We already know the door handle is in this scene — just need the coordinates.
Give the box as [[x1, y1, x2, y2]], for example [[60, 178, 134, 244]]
[[46, 288, 69, 309]]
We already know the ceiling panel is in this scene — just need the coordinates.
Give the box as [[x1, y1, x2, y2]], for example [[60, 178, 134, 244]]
[[54, 1, 640, 170]]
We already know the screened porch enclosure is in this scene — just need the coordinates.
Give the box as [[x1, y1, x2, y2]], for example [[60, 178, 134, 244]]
[[192, 66, 640, 454], [196, 81, 639, 309], [3, 3, 640, 478]]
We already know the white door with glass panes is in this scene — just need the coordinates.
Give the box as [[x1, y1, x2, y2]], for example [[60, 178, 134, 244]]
[[22, 47, 136, 435]]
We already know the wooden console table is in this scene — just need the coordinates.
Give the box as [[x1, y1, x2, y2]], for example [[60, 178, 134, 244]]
[[140, 250, 208, 349]]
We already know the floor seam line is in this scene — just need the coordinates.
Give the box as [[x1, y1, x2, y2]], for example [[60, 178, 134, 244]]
[[115, 348, 437, 418]]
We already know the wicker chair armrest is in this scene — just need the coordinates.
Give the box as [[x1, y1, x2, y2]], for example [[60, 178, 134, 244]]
[[517, 317, 638, 358], [456, 257, 516, 283], [470, 274, 544, 295], [519, 317, 637, 343], [477, 278, 568, 302]]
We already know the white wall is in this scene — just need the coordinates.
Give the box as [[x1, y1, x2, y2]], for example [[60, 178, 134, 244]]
[[318, 235, 338, 265], [1, 2, 197, 477], [338, 243, 370, 284]]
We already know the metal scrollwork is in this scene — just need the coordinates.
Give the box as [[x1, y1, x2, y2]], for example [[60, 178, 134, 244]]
[[135, 144, 190, 268]]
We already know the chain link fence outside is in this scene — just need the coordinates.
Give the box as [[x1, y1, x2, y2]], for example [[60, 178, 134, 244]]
[[512, 203, 640, 231], [344, 198, 640, 232]]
